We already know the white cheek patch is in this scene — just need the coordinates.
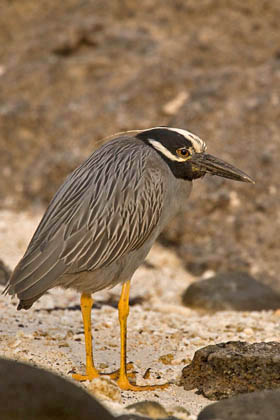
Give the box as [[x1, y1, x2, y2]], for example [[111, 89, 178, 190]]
[[148, 139, 186, 162]]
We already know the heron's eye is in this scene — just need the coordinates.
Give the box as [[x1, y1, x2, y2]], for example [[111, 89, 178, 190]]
[[176, 148, 191, 158]]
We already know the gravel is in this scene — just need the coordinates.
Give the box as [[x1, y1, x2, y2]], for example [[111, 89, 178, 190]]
[[0, 210, 279, 419]]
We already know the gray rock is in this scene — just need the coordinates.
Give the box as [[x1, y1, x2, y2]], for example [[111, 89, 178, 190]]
[[181, 341, 280, 400], [0, 357, 113, 420], [117, 416, 150, 420], [126, 401, 168, 419], [117, 416, 153, 420], [198, 389, 280, 420], [118, 401, 181, 420], [182, 272, 280, 311], [117, 416, 179, 420]]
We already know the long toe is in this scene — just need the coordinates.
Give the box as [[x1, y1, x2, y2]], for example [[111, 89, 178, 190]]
[[72, 366, 99, 382], [117, 376, 169, 391]]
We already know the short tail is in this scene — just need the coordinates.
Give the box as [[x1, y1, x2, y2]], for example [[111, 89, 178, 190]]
[[5, 242, 66, 310]]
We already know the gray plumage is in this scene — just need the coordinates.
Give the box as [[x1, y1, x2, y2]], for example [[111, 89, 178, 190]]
[[6, 135, 191, 309], [5, 126, 253, 310]]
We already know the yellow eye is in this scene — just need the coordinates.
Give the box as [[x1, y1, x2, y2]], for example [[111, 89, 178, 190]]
[[176, 148, 191, 158]]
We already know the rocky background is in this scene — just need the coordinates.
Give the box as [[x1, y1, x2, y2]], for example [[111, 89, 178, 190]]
[[1, 0, 280, 289], [1, 0, 280, 287], [1, 1, 280, 419]]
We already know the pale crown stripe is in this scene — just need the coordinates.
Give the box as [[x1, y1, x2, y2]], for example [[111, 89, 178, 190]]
[[163, 127, 206, 152], [141, 126, 206, 153]]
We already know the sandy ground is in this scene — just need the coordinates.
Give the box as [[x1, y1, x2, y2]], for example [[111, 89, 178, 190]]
[[1, 210, 280, 419]]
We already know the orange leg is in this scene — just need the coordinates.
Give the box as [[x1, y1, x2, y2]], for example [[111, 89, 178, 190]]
[[72, 293, 99, 381], [117, 281, 169, 391]]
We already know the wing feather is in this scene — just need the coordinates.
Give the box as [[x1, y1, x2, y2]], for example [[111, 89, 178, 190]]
[[6, 137, 165, 301]]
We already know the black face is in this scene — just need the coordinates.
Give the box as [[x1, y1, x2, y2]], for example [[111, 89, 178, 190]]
[[157, 154, 201, 181], [137, 128, 193, 151], [137, 127, 255, 184], [136, 128, 202, 181]]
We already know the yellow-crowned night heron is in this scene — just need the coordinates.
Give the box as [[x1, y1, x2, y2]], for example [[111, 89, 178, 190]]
[[4, 127, 254, 391]]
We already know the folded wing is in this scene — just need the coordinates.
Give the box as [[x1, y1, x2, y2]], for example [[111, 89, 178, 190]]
[[5, 137, 164, 307]]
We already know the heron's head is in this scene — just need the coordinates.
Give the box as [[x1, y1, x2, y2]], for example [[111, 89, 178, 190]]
[[136, 127, 254, 183]]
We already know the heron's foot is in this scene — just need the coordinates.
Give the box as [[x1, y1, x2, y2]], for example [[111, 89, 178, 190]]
[[72, 365, 99, 382], [117, 376, 169, 391], [107, 362, 135, 380], [72, 363, 136, 382]]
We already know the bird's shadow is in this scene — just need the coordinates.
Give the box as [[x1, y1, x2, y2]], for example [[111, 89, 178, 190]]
[[34, 295, 144, 313]]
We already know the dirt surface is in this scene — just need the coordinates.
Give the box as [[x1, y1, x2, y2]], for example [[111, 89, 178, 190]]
[[1, 210, 280, 419], [0, 0, 280, 285]]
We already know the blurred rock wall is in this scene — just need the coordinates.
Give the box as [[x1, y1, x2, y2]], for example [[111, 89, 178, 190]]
[[1, 0, 279, 283]]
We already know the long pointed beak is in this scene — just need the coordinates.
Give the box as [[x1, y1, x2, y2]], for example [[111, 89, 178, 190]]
[[191, 153, 255, 183]]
